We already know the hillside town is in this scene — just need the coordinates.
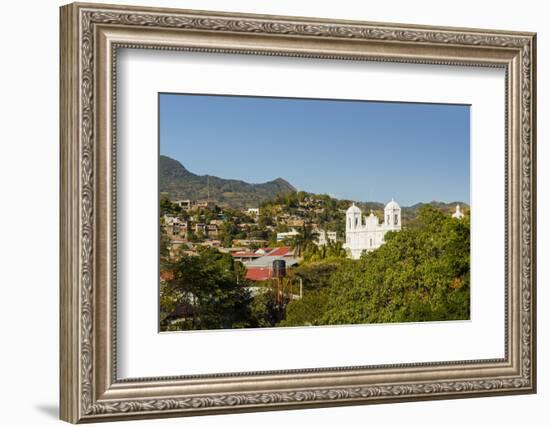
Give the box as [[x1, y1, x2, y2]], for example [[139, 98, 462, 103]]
[[159, 187, 470, 332], [160, 192, 340, 282], [160, 192, 467, 282]]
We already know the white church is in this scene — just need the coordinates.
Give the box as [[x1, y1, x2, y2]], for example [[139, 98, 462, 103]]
[[343, 199, 402, 259]]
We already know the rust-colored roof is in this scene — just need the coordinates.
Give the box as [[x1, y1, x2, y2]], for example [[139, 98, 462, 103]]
[[245, 268, 272, 281], [267, 247, 292, 257]]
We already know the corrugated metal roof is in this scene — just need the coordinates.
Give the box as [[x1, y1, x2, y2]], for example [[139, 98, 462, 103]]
[[246, 256, 299, 268]]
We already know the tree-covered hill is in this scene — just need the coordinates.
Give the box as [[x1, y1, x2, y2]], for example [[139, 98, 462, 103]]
[[159, 155, 296, 208], [401, 201, 470, 224]]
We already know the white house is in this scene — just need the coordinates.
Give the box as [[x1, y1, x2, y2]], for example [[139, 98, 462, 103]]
[[276, 229, 300, 242], [343, 199, 402, 259], [246, 208, 260, 216], [316, 229, 337, 246]]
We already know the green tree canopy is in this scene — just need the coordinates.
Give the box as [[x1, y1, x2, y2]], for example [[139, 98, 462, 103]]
[[322, 205, 470, 325], [279, 289, 330, 327], [160, 247, 254, 330]]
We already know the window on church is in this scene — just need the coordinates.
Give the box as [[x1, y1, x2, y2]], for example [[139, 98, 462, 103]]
[[355, 217, 358, 227], [348, 218, 351, 228], [394, 214, 398, 225], [369, 238, 372, 247], [387, 215, 390, 225]]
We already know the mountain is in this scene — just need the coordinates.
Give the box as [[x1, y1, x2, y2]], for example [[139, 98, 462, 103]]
[[159, 155, 296, 208], [354, 200, 468, 214], [403, 200, 469, 213]]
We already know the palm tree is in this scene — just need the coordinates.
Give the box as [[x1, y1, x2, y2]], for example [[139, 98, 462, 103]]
[[326, 240, 347, 259], [289, 224, 319, 257]]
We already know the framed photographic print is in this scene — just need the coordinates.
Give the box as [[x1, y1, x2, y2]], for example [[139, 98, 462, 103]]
[[60, 2, 537, 423], [158, 94, 472, 332]]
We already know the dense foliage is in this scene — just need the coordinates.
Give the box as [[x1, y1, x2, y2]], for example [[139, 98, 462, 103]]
[[160, 247, 255, 330], [283, 205, 470, 325]]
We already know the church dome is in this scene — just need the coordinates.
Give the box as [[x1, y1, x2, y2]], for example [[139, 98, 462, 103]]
[[385, 198, 400, 210], [346, 203, 362, 214]]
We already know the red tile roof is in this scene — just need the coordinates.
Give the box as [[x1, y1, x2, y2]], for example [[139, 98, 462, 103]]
[[267, 247, 292, 257], [245, 267, 272, 281]]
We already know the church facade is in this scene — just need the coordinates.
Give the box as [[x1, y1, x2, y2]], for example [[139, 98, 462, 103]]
[[343, 199, 401, 259]]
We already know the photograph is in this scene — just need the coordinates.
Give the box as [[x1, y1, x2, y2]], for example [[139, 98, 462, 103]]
[[158, 93, 471, 332]]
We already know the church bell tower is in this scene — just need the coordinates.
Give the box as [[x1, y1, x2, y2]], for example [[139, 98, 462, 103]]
[[346, 203, 362, 232], [384, 198, 401, 230]]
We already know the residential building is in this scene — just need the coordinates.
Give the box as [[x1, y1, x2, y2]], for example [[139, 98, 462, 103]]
[[162, 215, 189, 239], [231, 251, 263, 263], [245, 252, 299, 281], [286, 218, 305, 228], [206, 224, 219, 238], [316, 229, 337, 246], [175, 199, 192, 210], [195, 200, 216, 210], [194, 223, 207, 235], [233, 239, 268, 247], [276, 228, 300, 242]]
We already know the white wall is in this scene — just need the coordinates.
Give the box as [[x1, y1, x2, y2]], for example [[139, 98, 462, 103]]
[[0, 0, 545, 426]]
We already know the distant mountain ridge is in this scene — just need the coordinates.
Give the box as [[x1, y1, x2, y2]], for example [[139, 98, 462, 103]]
[[406, 201, 469, 210], [160, 155, 469, 213], [400, 200, 469, 223], [159, 155, 296, 208], [349, 200, 468, 225]]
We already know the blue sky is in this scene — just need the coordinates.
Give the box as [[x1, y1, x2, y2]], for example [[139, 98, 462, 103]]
[[159, 93, 470, 206]]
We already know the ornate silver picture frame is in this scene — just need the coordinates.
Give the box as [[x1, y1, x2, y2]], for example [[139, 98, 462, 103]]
[[60, 2, 536, 423]]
